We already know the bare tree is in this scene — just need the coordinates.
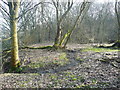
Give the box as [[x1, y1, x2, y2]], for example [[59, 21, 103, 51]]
[[0, 0, 46, 68], [52, 0, 73, 48], [60, 1, 92, 48], [8, 0, 21, 67]]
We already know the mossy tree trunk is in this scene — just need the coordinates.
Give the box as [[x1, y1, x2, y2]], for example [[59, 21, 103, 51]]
[[8, 0, 20, 67], [60, 1, 91, 48], [53, 7, 62, 48], [52, 0, 73, 48]]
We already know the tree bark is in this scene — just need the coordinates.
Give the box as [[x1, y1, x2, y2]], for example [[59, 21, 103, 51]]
[[8, 0, 20, 67]]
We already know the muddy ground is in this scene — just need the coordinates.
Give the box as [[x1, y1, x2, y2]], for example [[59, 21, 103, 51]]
[[0, 44, 120, 89]]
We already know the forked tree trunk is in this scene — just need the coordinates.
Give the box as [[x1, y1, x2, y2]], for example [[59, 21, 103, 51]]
[[52, 0, 73, 48], [8, 0, 20, 67], [62, 2, 90, 48]]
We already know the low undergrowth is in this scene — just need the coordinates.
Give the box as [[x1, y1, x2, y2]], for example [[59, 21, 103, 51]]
[[21, 53, 69, 73]]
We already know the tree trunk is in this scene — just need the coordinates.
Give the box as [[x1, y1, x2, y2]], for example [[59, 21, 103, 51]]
[[53, 3, 62, 48], [8, 1, 20, 67], [52, 0, 73, 48], [63, 2, 91, 48], [115, 0, 120, 41], [54, 23, 62, 47]]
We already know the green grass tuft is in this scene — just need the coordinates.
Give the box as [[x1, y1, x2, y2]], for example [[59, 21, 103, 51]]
[[28, 62, 45, 69], [82, 47, 120, 52]]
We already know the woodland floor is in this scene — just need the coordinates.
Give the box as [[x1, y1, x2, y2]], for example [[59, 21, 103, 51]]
[[0, 44, 120, 89]]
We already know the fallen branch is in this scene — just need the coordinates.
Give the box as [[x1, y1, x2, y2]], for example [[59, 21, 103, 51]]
[[21, 45, 53, 49]]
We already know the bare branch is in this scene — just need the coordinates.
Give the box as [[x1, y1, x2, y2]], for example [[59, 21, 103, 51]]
[[2, 37, 11, 41], [52, 0, 57, 8], [1, 0, 8, 6], [0, 5, 10, 16], [59, 0, 73, 23], [17, 1, 51, 20]]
